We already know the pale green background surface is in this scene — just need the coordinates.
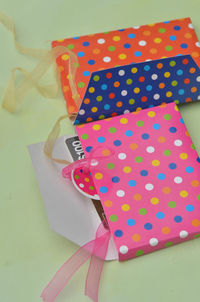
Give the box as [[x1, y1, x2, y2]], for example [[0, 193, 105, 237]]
[[1, 0, 200, 301]]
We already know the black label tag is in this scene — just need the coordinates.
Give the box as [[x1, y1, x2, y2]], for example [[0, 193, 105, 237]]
[[65, 136, 85, 161]]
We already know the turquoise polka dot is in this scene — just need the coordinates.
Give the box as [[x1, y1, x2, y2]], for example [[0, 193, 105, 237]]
[[186, 204, 194, 212], [97, 136, 105, 143], [185, 166, 194, 173], [100, 186, 108, 193]]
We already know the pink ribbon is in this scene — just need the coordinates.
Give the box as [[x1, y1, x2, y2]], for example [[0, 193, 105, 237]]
[[41, 221, 111, 302]]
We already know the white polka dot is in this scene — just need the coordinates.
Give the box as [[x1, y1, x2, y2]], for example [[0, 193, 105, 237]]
[[118, 69, 125, 76], [103, 56, 111, 63], [180, 230, 188, 239], [94, 194, 100, 199], [153, 93, 160, 100], [145, 183, 154, 191], [121, 90, 127, 96], [133, 26, 140, 29], [91, 159, 99, 166], [151, 74, 158, 80], [119, 245, 129, 254], [174, 176, 183, 184], [124, 110, 130, 114], [188, 23, 194, 29], [196, 76, 200, 82], [79, 109, 85, 115], [146, 146, 155, 153], [195, 41, 200, 48], [145, 59, 152, 62], [116, 190, 125, 197], [198, 95, 200, 100], [149, 238, 158, 246], [97, 38, 105, 44], [174, 139, 182, 147], [118, 153, 127, 160], [79, 183, 84, 188], [138, 40, 147, 46]]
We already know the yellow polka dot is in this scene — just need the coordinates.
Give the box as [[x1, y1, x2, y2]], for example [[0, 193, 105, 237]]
[[91, 107, 98, 113], [166, 91, 172, 97], [61, 54, 69, 60], [191, 180, 200, 187], [118, 53, 127, 60], [88, 87, 95, 93], [113, 35, 120, 41], [57, 39, 64, 42], [123, 166, 132, 173], [180, 190, 188, 198], [154, 37, 162, 43], [104, 200, 113, 207], [121, 204, 130, 211], [132, 233, 141, 242], [92, 124, 101, 130], [147, 111, 156, 117], [84, 178, 90, 182], [164, 72, 171, 78], [95, 173, 103, 180], [133, 193, 142, 201], [149, 23, 155, 27], [134, 87, 140, 94], [152, 160, 160, 166], [174, 105, 179, 111], [150, 197, 159, 205], [131, 67, 138, 73], [120, 118, 128, 124], [180, 153, 188, 160], [136, 107, 142, 112]]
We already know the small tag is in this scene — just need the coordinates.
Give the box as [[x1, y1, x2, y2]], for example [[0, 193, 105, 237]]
[[65, 136, 85, 161], [65, 136, 108, 228]]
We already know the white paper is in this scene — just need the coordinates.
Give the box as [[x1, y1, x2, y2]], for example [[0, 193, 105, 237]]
[[28, 135, 118, 260]]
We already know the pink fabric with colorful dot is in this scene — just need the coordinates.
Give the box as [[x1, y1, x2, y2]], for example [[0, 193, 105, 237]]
[[76, 103, 200, 261]]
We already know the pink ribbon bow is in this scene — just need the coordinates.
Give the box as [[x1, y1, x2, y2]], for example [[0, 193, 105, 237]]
[[41, 221, 111, 302]]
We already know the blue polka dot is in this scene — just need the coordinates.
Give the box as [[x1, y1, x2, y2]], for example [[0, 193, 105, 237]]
[[177, 69, 183, 76], [169, 163, 177, 170], [88, 59, 95, 65], [174, 25, 181, 30], [112, 176, 120, 183], [127, 219, 135, 226], [114, 230, 123, 237], [134, 51, 142, 57], [140, 170, 148, 176], [144, 65, 150, 71], [128, 180, 137, 187], [77, 51, 85, 57], [169, 127, 177, 133], [197, 157, 200, 163], [125, 130, 133, 137], [144, 223, 153, 230], [169, 35, 177, 41], [174, 215, 182, 223], [104, 104, 110, 110], [157, 173, 166, 180], [101, 84, 108, 90], [156, 212, 165, 219], [141, 133, 150, 140], [82, 41, 90, 46], [180, 118, 184, 124], [185, 166, 194, 173], [124, 43, 131, 48], [181, 43, 188, 49], [178, 89, 185, 95], [97, 136, 105, 143], [128, 33, 135, 39], [186, 204, 194, 212], [113, 140, 121, 146], [100, 186, 108, 193], [153, 123, 161, 130], [85, 146, 92, 152], [83, 70, 90, 76], [146, 85, 152, 91]]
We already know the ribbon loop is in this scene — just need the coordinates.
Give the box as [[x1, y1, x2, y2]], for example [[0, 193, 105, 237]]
[[41, 221, 110, 302]]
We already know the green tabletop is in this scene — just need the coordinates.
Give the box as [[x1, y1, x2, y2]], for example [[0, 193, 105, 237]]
[[1, 1, 200, 301]]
